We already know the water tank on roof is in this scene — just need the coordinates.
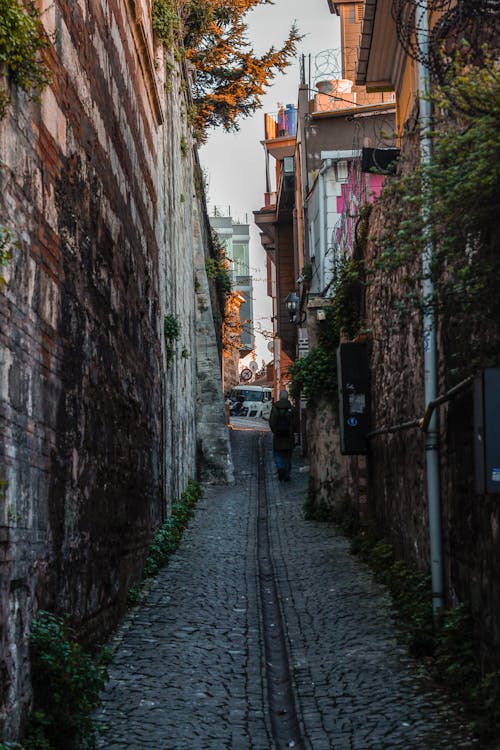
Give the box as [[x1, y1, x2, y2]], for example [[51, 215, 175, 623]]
[[277, 104, 286, 136], [285, 104, 297, 136]]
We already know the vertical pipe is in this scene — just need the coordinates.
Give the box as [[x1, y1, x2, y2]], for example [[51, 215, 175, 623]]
[[318, 168, 326, 291], [417, 3, 444, 614], [318, 159, 332, 291]]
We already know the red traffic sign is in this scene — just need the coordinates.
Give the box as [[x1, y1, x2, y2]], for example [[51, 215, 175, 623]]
[[240, 368, 253, 382]]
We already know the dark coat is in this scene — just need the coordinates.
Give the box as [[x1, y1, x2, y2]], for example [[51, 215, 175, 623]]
[[269, 397, 295, 451]]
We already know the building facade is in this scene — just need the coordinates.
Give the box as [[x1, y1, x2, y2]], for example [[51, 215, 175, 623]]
[[210, 212, 255, 391], [254, 43, 395, 400]]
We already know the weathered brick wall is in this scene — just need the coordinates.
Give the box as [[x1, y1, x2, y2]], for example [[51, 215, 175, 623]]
[[0, 1, 231, 739]]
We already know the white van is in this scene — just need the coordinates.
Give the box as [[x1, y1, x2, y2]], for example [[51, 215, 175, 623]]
[[230, 385, 273, 419]]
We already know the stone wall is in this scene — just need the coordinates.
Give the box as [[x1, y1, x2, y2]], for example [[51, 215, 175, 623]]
[[363, 186, 500, 670], [307, 399, 347, 509], [363, 209, 429, 560], [305, 158, 499, 670], [0, 0, 231, 739]]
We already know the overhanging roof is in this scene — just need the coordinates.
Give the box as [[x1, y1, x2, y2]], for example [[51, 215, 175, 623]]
[[328, 0, 356, 14], [356, 0, 401, 89]]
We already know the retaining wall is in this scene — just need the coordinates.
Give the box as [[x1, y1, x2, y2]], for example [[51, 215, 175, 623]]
[[0, 0, 231, 739]]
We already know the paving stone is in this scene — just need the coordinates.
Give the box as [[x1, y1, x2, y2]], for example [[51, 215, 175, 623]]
[[95, 429, 479, 749]]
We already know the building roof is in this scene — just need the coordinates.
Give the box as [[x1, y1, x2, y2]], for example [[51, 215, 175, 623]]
[[356, 0, 402, 90], [327, 0, 357, 13]]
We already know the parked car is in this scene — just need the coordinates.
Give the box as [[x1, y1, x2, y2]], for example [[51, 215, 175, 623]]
[[229, 385, 273, 419]]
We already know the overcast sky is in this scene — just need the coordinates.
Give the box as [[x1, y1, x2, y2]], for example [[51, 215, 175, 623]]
[[200, 0, 341, 364]]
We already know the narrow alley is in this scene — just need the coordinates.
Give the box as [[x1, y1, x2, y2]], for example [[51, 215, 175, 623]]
[[95, 426, 476, 750]]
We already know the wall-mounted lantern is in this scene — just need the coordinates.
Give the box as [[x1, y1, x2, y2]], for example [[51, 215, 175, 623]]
[[284, 291, 306, 325]]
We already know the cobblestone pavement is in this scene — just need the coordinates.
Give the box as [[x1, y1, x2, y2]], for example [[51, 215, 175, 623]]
[[96, 428, 479, 749]]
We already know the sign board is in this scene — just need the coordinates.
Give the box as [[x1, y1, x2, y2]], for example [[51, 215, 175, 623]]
[[474, 368, 500, 494], [240, 368, 253, 382], [337, 343, 370, 454]]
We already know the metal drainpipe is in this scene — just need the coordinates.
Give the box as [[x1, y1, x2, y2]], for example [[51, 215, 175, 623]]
[[417, 2, 444, 614]]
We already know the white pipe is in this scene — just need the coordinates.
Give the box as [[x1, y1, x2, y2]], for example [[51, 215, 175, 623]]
[[417, 2, 444, 614], [318, 159, 332, 291]]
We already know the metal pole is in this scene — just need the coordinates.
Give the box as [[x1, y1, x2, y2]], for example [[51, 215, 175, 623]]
[[417, 2, 444, 614]]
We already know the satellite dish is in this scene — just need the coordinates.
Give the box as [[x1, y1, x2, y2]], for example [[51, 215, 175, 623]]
[[267, 341, 274, 352], [249, 360, 258, 372]]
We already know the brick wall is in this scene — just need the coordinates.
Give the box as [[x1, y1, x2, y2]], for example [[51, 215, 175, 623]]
[[0, 1, 231, 739]]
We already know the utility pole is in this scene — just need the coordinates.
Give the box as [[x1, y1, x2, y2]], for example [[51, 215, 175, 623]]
[[417, 1, 444, 614]]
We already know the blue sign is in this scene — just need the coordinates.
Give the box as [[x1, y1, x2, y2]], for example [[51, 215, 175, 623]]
[[347, 417, 358, 427]]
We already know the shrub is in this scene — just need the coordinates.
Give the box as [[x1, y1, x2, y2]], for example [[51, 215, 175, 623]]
[[0, 0, 51, 117], [26, 611, 108, 750], [143, 480, 203, 577]]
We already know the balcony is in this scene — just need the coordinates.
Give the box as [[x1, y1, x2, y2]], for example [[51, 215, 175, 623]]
[[262, 105, 297, 161]]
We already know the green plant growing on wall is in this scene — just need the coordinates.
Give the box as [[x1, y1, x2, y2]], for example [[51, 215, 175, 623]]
[[152, 0, 180, 46], [164, 313, 181, 368], [329, 253, 365, 340], [288, 344, 337, 408], [205, 255, 231, 295], [288, 252, 366, 407], [0, 0, 51, 117], [0, 225, 17, 285], [24, 611, 108, 750], [143, 480, 202, 578], [206, 233, 232, 301], [180, 134, 188, 157], [368, 55, 500, 365]]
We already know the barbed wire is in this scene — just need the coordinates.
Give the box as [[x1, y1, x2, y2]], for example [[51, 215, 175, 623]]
[[391, 0, 499, 84], [313, 48, 343, 86]]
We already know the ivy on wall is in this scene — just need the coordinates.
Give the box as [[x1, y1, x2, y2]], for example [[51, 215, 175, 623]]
[[0, 226, 17, 285], [0, 0, 51, 117], [164, 313, 181, 368], [367, 55, 500, 370], [288, 254, 366, 408], [205, 254, 231, 296]]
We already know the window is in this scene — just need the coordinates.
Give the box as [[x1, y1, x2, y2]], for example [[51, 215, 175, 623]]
[[232, 243, 249, 275]]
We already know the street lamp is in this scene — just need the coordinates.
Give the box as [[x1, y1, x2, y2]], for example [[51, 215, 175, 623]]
[[284, 291, 306, 325], [284, 291, 299, 323]]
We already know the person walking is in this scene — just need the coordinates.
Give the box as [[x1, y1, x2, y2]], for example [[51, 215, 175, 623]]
[[269, 390, 295, 481]]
